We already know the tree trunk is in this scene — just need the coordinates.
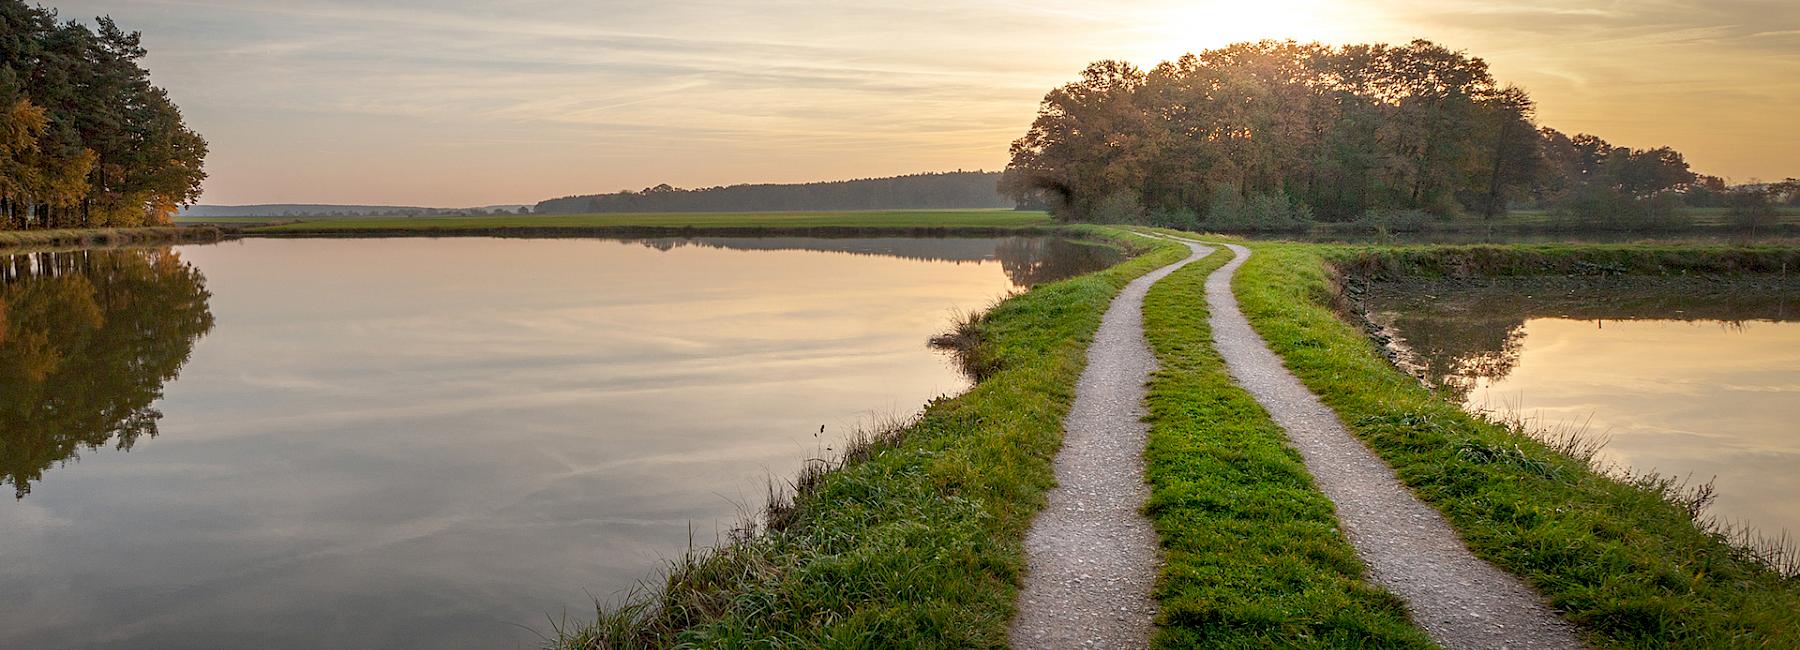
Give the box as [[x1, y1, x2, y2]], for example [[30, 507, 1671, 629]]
[[1484, 120, 1509, 219]]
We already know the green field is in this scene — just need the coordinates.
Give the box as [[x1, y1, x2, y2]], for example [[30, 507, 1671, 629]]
[[173, 216, 286, 224], [240, 209, 1054, 233]]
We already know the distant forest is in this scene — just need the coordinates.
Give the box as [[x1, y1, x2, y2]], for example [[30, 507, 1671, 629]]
[[179, 204, 530, 218], [534, 171, 1011, 215], [1, 1, 206, 230], [1003, 40, 1798, 231]]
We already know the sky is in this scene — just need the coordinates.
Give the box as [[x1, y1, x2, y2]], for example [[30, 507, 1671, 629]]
[[48, 0, 1800, 206]]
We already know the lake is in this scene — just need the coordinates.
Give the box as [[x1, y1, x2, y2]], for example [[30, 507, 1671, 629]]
[[0, 236, 1119, 649], [1366, 277, 1800, 544]]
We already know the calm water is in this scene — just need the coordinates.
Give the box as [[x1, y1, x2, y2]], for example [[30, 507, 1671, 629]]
[[1369, 281, 1800, 539], [0, 236, 1118, 649]]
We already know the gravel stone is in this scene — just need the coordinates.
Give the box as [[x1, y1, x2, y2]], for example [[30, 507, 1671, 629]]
[[1199, 241, 1585, 650], [1009, 241, 1213, 649]]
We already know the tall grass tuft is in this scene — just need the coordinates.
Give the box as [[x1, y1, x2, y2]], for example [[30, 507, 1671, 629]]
[[928, 301, 1009, 382], [1479, 407, 1800, 580]]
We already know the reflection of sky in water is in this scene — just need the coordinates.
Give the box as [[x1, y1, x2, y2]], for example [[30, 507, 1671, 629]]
[[1464, 318, 1800, 542], [0, 237, 1105, 649]]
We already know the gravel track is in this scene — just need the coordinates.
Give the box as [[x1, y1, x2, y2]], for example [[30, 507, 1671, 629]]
[[1010, 240, 1213, 649], [1199, 241, 1585, 650]]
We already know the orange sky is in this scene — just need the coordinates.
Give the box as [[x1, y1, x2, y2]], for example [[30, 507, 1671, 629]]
[[53, 0, 1800, 206]]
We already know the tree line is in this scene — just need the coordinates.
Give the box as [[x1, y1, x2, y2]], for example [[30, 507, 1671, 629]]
[[534, 171, 1012, 215], [1002, 40, 1787, 230], [178, 204, 533, 218], [1, 1, 206, 231]]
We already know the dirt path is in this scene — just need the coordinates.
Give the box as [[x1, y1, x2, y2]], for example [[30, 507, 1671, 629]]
[[1010, 239, 1212, 649], [1200, 241, 1584, 649]]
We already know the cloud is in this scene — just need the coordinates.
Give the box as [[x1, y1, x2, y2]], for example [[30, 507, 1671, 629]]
[[48, 0, 1800, 204]]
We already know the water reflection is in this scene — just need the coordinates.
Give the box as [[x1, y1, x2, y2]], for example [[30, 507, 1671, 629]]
[[0, 236, 1112, 649], [0, 249, 213, 498], [1368, 279, 1800, 401], [1366, 278, 1800, 540], [628, 236, 1123, 288]]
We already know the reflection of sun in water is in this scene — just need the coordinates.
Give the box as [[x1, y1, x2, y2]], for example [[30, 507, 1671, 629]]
[[1125, 0, 1364, 64]]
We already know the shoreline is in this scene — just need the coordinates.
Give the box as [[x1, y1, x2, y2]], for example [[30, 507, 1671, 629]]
[[0, 226, 228, 253], [241, 224, 1065, 240]]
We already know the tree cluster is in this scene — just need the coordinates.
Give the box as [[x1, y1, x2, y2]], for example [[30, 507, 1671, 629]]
[[1, 1, 206, 230], [535, 171, 1011, 215], [1002, 40, 1706, 229]]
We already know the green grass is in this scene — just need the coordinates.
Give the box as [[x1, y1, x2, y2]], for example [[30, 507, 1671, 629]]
[[1337, 243, 1800, 278], [1232, 242, 1800, 648], [1502, 208, 1800, 227], [553, 227, 1188, 648], [173, 216, 283, 224], [247, 209, 1053, 233], [1139, 241, 1436, 649]]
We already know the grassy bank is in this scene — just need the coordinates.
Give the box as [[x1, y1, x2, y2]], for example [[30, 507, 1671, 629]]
[[1234, 243, 1800, 648], [1139, 242, 1435, 648], [1336, 244, 1800, 279], [0, 226, 224, 252], [246, 209, 1053, 235], [554, 227, 1187, 647]]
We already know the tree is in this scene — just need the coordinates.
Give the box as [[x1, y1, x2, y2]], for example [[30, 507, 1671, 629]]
[[1001, 40, 1565, 228], [0, 1, 205, 230], [1470, 86, 1542, 217]]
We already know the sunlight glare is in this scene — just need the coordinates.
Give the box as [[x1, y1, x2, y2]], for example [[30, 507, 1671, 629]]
[[1125, 0, 1362, 64]]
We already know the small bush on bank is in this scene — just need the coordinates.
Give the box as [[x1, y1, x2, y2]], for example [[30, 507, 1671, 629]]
[[1549, 190, 1694, 231], [1343, 208, 1447, 233], [1205, 191, 1315, 232], [1727, 187, 1780, 232], [1088, 191, 1148, 224], [1148, 206, 1200, 231]]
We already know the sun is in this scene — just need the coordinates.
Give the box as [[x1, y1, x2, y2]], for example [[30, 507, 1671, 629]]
[[1125, 0, 1364, 63]]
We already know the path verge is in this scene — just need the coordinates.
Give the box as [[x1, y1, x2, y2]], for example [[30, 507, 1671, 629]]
[[1233, 242, 1800, 648], [1198, 241, 1583, 649], [1140, 242, 1436, 648], [1010, 239, 1210, 648]]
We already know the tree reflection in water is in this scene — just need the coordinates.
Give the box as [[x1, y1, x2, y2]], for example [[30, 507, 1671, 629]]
[[625, 236, 1124, 288], [1367, 277, 1800, 401], [0, 248, 214, 498], [994, 237, 1124, 288]]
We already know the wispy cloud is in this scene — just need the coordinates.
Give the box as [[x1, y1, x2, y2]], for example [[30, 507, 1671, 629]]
[[49, 0, 1800, 204]]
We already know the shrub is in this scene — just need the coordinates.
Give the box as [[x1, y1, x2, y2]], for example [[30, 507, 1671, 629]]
[[1148, 205, 1201, 231], [1347, 208, 1445, 233], [1726, 187, 1779, 232], [1205, 190, 1314, 232], [1549, 189, 1694, 231], [1088, 191, 1147, 224]]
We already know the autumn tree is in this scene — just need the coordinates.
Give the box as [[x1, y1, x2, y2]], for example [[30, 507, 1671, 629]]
[[0, 1, 206, 230], [1002, 39, 1706, 230]]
